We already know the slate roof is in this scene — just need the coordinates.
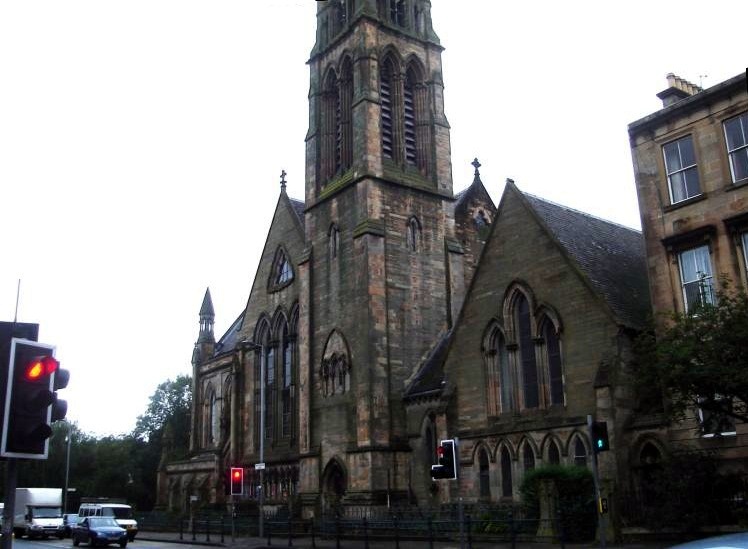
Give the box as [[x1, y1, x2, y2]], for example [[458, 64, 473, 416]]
[[213, 312, 244, 357], [289, 197, 306, 231], [405, 329, 453, 399], [405, 186, 651, 400], [520, 190, 650, 330]]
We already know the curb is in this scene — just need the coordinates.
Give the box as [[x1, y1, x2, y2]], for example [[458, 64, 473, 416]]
[[137, 536, 225, 547]]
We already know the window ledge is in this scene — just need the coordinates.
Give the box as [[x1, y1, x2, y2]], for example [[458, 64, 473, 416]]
[[663, 193, 707, 213], [701, 431, 737, 439], [725, 179, 748, 192]]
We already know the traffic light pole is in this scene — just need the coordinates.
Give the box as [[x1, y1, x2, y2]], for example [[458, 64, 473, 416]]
[[259, 345, 265, 540], [1, 458, 18, 549], [587, 415, 606, 549]]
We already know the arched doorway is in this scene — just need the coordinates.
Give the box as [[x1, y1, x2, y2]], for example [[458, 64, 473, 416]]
[[321, 458, 347, 515]]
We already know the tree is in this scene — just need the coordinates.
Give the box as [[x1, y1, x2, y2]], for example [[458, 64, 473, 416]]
[[133, 374, 192, 450], [634, 286, 748, 432]]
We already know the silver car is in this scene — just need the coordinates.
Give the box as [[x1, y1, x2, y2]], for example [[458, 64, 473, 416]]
[[670, 533, 748, 549]]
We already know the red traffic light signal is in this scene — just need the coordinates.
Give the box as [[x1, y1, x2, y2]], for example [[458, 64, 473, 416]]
[[1, 338, 69, 459], [230, 467, 244, 496], [431, 439, 458, 480]]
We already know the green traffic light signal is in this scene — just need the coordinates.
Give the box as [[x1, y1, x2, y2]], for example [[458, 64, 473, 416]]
[[591, 421, 610, 453]]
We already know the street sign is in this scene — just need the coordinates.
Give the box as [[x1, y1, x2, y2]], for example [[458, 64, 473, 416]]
[[255, 462, 265, 470]]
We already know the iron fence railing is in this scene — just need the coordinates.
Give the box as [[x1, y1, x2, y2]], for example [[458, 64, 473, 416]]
[[136, 507, 571, 547]]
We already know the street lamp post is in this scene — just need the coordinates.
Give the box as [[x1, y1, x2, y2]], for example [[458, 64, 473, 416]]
[[63, 423, 72, 513], [242, 340, 265, 539]]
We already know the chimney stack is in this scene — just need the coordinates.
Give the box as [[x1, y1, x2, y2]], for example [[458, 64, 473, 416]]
[[656, 73, 703, 107]]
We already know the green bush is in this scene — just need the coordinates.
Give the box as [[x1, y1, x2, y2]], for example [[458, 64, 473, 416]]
[[520, 465, 596, 542]]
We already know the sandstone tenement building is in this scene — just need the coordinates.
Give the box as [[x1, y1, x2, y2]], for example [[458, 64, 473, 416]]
[[158, 0, 730, 530], [628, 72, 748, 453]]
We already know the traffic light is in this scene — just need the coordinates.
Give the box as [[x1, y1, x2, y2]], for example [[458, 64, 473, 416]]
[[591, 420, 610, 453], [431, 439, 458, 480], [230, 467, 244, 495], [1, 338, 69, 459]]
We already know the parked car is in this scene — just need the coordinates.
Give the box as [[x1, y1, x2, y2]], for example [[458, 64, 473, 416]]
[[63, 514, 79, 537], [72, 517, 127, 548], [669, 532, 748, 549]]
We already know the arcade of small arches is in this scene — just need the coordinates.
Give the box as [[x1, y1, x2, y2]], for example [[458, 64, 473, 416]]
[[243, 465, 300, 504], [462, 433, 591, 501]]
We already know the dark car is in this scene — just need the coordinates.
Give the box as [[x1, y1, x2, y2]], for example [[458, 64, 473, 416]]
[[72, 517, 127, 548], [63, 514, 79, 537]]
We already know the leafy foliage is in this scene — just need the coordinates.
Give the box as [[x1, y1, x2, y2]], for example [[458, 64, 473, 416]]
[[629, 450, 747, 531], [133, 374, 192, 446], [634, 286, 748, 430], [520, 465, 595, 542]]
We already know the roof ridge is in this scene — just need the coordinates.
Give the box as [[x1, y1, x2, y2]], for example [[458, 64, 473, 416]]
[[521, 191, 641, 234]]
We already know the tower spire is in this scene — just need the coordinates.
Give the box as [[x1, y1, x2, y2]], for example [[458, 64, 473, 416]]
[[198, 287, 215, 344]]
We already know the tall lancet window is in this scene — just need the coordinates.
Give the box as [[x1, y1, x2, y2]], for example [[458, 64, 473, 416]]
[[380, 57, 397, 161], [339, 58, 354, 171], [389, 0, 406, 27], [321, 69, 340, 182], [514, 293, 539, 409]]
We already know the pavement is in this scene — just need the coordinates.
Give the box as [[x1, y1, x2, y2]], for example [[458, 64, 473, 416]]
[[137, 530, 670, 549]]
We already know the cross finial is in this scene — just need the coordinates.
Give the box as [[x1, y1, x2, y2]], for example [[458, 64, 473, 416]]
[[280, 169, 287, 191], [471, 158, 482, 184]]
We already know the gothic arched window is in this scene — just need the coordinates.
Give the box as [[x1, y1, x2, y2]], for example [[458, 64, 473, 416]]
[[210, 389, 219, 447], [270, 247, 293, 290], [332, 0, 347, 35], [500, 446, 513, 498], [406, 216, 421, 251], [547, 439, 561, 465], [424, 416, 436, 466], [540, 316, 564, 406], [479, 448, 490, 499], [522, 443, 535, 472], [513, 293, 539, 409], [573, 436, 588, 467], [329, 223, 340, 260], [281, 322, 294, 438], [389, 0, 406, 27], [485, 325, 513, 415]]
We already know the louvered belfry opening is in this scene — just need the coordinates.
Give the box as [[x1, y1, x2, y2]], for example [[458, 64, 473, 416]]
[[404, 62, 429, 174], [321, 69, 340, 182], [380, 58, 396, 161], [339, 58, 354, 171], [403, 69, 417, 167]]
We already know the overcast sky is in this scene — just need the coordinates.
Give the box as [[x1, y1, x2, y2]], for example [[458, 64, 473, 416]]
[[1, 0, 746, 437]]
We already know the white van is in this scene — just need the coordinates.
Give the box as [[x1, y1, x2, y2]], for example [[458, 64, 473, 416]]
[[77, 504, 137, 541]]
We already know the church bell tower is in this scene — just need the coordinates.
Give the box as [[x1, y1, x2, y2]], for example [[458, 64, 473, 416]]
[[298, 0, 462, 514]]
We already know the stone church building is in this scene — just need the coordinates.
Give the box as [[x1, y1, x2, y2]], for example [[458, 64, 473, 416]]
[[161, 0, 655, 523]]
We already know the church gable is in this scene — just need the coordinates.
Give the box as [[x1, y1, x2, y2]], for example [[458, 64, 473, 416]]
[[442, 184, 639, 432], [240, 186, 306, 334]]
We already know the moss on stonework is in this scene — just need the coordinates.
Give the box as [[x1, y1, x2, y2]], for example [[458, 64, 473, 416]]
[[320, 169, 355, 199], [382, 163, 435, 192]]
